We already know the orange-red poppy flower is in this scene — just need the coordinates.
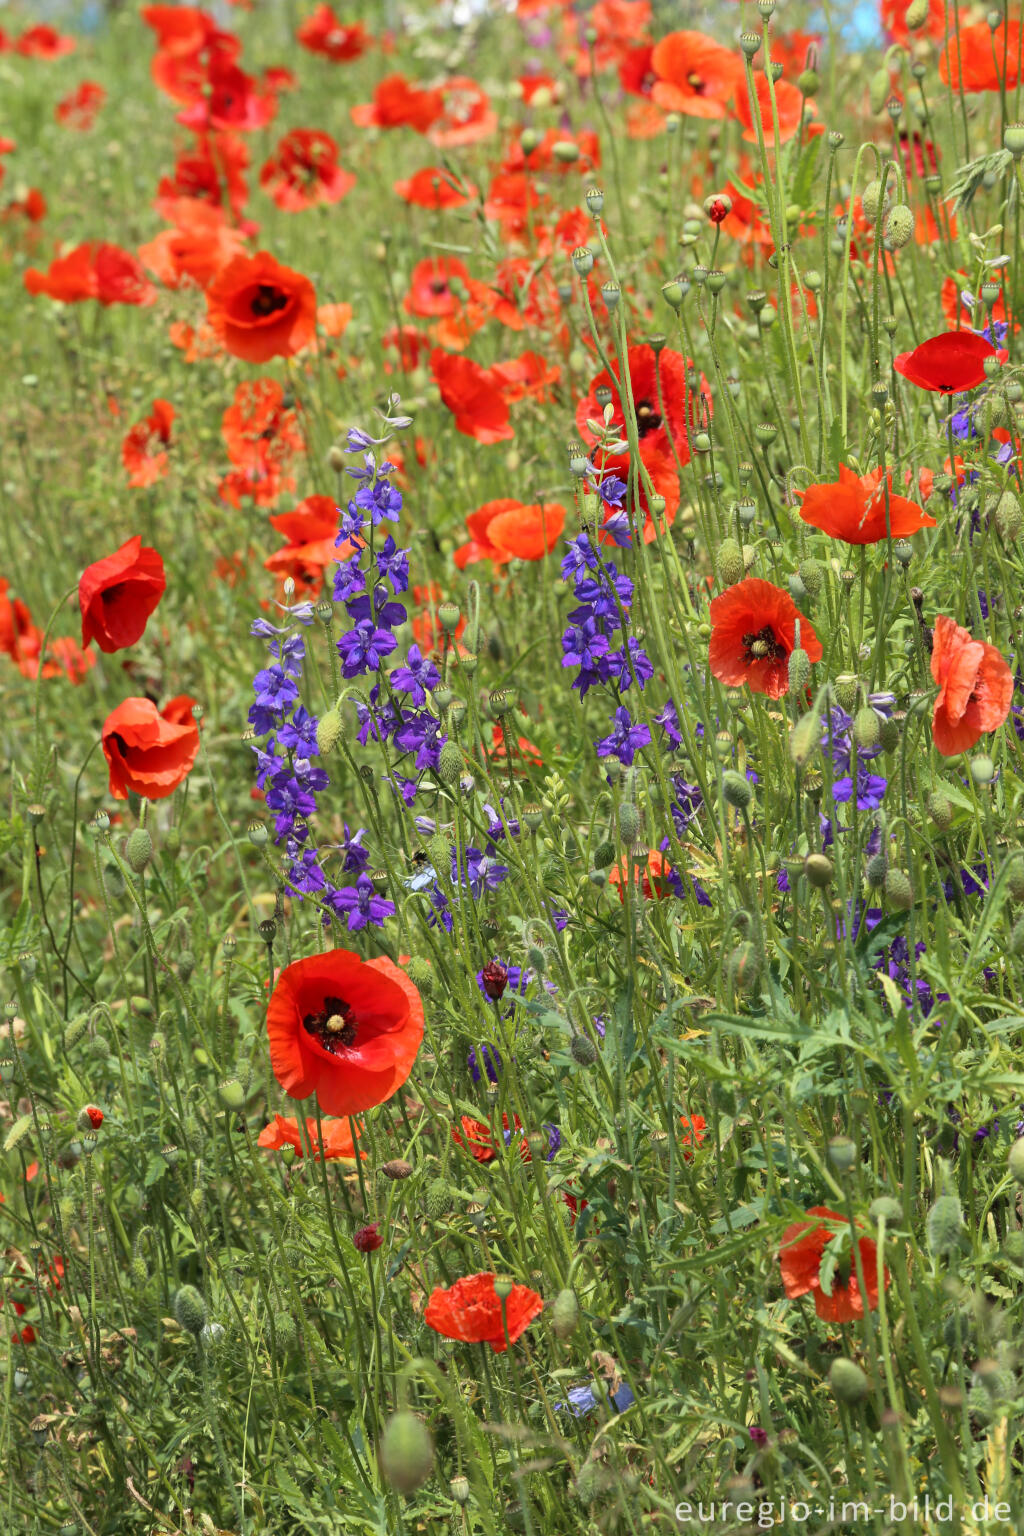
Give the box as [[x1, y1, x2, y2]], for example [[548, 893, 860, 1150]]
[[894, 330, 1003, 393], [175, 55, 277, 135], [454, 499, 565, 568], [266, 950, 424, 1116], [265, 494, 358, 595], [482, 170, 545, 239], [651, 30, 741, 118], [451, 1113, 527, 1163], [489, 723, 544, 767], [80, 535, 166, 654], [797, 464, 936, 544], [679, 1113, 706, 1161], [930, 614, 1013, 757], [939, 21, 1020, 91], [428, 74, 497, 146], [55, 81, 105, 130], [259, 129, 355, 211], [25, 242, 156, 306], [592, 441, 681, 544], [102, 696, 200, 801], [431, 350, 513, 443], [121, 400, 175, 489], [735, 73, 809, 143], [424, 1272, 543, 1352], [576, 344, 700, 465], [297, 5, 372, 60], [709, 577, 822, 699], [257, 1113, 365, 1160], [491, 351, 561, 405], [609, 848, 675, 902], [222, 377, 304, 469], [780, 1206, 889, 1323], [574, 0, 651, 75], [15, 24, 75, 58], [156, 130, 250, 224], [881, 0, 946, 43], [205, 250, 316, 362], [139, 201, 246, 289], [394, 166, 477, 208], [404, 256, 475, 318], [350, 73, 444, 132]]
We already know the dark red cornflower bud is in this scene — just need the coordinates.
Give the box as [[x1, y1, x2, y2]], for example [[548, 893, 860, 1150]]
[[353, 1223, 383, 1252], [481, 960, 509, 1001]]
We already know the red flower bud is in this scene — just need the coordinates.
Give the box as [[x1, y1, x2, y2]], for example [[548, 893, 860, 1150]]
[[353, 1223, 383, 1252]]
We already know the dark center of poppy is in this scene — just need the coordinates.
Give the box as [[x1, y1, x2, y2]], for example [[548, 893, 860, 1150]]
[[742, 626, 787, 664], [302, 994, 358, 1052], [429, 279, 449, 295], [250, 284, 289, 318], [636, 400, 662, 436], [687, 72, 706, 94]]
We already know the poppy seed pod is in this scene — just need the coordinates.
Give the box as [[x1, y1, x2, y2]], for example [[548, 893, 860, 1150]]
[[804, 854, 833, 889], [572, 246, 594, 277], [380, 1411, 434, 1495], [927, 1194, 965, 1256], [1005, 122, 1024, 157], [829, 1358, 870, 1404], [884, 206, 914, 247]]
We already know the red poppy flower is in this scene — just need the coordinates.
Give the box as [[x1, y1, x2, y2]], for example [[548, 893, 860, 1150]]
[[593, 441, 681, 544], [222, 377, 304, 469], [451, 1113, 527, 1162], [405, 256, 475, 319], [382, 325, 429, 374], [260, 129, 355, 212], [266, 950, 424, 1116], [25, 242, 156, 306], [175, 55, 277, 135], [257, 1113, 365, 1160], [709, 578, 822, 699], [423, 1272, 543, 1353], [679, 1113, 706, 1161], [491, 351, 561, 405], [120, 400, 175, 490], [482, 171, 544, 238], [265, 494, 358, 595], [454, 499, 565, 568], [609, 848, 675, 902], [489, 723, 544, 768], [894, 330, 1004, 393], [574, 0, 651, 75], [930, 614, 1013, 757], [797, 464, 936, 544], [394, 166, 477, 208], [55, 81, 106, 130], [79, 537, 166, 652], [780, 1206, 889, 1323], [141, 4, 217, 56], [15, 24, 75, 58], [353, 1223, 383, 1251], [156, 131, 250, 223], [350, 73, 444, 132], [428, 75, 496, 147], [939, 21, 1020, 91], [297, 6, 372, 61], [651, 30, 741, 118], [576, 344, 700, 465], [102, 696, 200, 801], [735, 73, 809, 144], [431, 350, 513, 443], [139, 202, 247, 290], [219, 460, 292, 509], [205, 251, 316, 363], [501, 127, 601, 176]]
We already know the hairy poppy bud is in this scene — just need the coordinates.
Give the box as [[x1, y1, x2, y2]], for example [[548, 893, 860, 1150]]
[[789, 711, 820, 768], [798, 557, 824, 598], [870, 1196, 901, 1222], [570, 1032, 598, 1066], [617, 803, 641, 844], [437, 741, 463, 785], [884, 869, 913, 909], [126, 828, 153, 873], [829, 1358, 870, 1404], [727, 941, 761, 995], [716, 537, 744, 587], [317, 707, 344, 756], [551, 1287, 578, 1339], [77, 1105, 103, 1133], [833, 673, 859, 711], [905, 0, 930, 23], [788, 647, 811, 695], [798, 67, 820, 95], [593, 840, 616, 870], [971, 755, 995, 785], [1009, 1138, 1024, 1184], [927, 1194, 965, 1256], [853, 707, 881, 751], [426, 1178, 452, 1218], [405, 956, 434, 995], [722, 771, 752, 810], [174, 1285, 207, 1338], [380, 1411, 434, 1494], [884, 206, 914, 247]]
